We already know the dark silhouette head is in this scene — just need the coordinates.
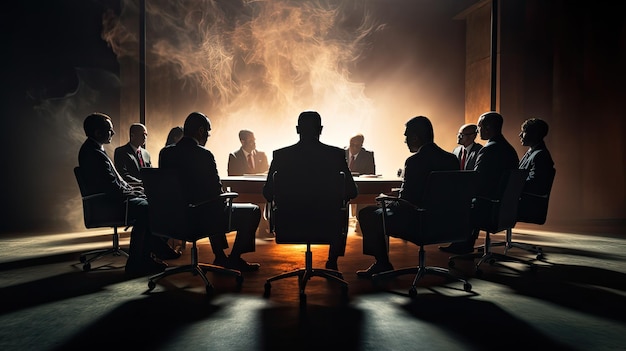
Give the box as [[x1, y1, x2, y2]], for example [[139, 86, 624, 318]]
[[296, 111, 323, 142], [404, 116, 434, 153], [477, 111, 504, 140], [83, 112, 114, 145], [183, 112, 211, 146]]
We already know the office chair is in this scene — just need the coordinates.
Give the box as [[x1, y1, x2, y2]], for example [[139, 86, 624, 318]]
[[141, 168, 243, 296], [74, 166, 130, 271], [448, 169, 530, 277], [263, 171, 349, 305], [371, 170, 477, 298], [492, 167, 556, 259]]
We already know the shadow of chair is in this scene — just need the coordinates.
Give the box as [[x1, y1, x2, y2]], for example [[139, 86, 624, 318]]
[[371, 170, 477, 298], [492, 167, 556, 260], [448, 169, 530, 276], [263, 171, 349, 305], [74, 166, 130, 271], [141, 168, 243, 296]]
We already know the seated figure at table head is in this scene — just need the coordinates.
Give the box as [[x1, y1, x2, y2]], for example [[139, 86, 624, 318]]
[[113, 123, 152, 184], [263, 110, 358, 270], [164, 126, 184, 147], [345, 133, 375, 176], [228, 129, 269, 176]]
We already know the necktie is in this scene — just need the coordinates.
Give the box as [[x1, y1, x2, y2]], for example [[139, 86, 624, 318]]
[[247, 153, 254, 171], [349, 155, 355, 170], [137, 149, 145, 168], [460, 148, 467, 170]]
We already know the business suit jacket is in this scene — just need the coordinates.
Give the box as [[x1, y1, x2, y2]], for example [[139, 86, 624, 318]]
[[345, 147, 376, 175], [79, 138, 135, 201], [517, 141, 555, 222], [227, 148, 269, 176], [452, 143, 483, 170], [114, 143, 152, 184], [263, 140, 358, 256], [473, 133, 520, 200], [159, 136, 258, 253], [400, 142, 460, 206], [518, 141, 554, 195]]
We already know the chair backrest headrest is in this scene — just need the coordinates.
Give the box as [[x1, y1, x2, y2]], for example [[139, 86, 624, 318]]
[[271, 170, 347, 244], [419, 170, 478, 244], [74, 166, 126, 227], [496, 168, 529, 229], [141, 168, 190, 237]]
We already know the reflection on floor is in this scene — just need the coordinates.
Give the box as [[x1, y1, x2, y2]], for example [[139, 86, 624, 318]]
[[1, 219, 625, 350]]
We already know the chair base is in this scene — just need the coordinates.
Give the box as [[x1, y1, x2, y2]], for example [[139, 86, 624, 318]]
[[448, 231, 536, 277], [263, 245, 348, 305], [372, 246, 472, 298], [146, 242, 243, 296], [79, 228, 129, 271]]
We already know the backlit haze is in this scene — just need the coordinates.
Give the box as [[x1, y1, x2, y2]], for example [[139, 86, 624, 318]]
[[102, 0, 469, 177]]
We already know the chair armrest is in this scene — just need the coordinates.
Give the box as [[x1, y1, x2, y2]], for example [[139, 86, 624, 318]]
[[375, 194, 421, 211], [190, 192, 239, 208], [82, 192, 108, 201], [521, 191, 548, 199]]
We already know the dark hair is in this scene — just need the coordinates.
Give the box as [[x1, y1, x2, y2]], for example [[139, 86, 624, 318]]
[[297, 111, 322, 128], [405, 116, 434, 143], [522, 118, 549, 138], [480, 111, 504, 132], [239, 129, 253, 141], [183, 112, 210, 136], [165, 126, 184, 146], [83, 112, 111, 138]]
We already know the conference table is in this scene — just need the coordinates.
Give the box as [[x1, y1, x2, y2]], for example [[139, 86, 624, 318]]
[[221, 175, 403, 204]]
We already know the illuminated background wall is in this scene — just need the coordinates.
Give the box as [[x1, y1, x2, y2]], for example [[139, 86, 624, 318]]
[[2, 0, 624, 235]]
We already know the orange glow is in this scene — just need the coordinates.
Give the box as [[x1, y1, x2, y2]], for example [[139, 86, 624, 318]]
[[103, 0, 467, 177]]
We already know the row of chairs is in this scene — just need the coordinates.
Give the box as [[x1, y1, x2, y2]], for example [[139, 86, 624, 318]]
[[74, 166, 554, 302]]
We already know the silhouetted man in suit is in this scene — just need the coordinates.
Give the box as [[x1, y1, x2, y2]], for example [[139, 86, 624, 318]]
[[114, 123, 152, 184], [263, 111, 358, 271], [346, 133, 375, 175], [227, 130, 269, 176], [159, 112, 261, 271], [452, 123, 482, 170], [78, 112, 166, 275], [517, 117, 555, 222], [357, 116, 459, 277], [440, 111, 519, 254]]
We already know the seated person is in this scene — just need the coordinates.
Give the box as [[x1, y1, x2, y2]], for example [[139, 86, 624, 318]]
[[159, 112, 261, 271], [263, 111, 358, 271], [79, 113, 173, 275], [345, 133, 376, 232], [227, 129, 269, 175], [517, 117, 555, 222], [356, 116, 459, 277], [227, 129, 271, 238], [114, 123, 151, 185], [165, 126, 184, 146], [453, 123, 482, 170]]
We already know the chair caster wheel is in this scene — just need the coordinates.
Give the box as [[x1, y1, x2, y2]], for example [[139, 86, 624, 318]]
[[448, 260, 455, 268], [263, 282, 271, 297], [148, 280, 156, 291], [475, 269, 483, 277], [408, 287, 417, 298], [79, 255, 86, 263], [536, 253, 544, 260], [463, 282, 472, 292], [83, 263, 91, 271]]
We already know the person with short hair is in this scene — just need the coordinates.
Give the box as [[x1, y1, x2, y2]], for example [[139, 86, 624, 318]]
[[159, 112, 261, 271], [114, 123, 151, 185], [453, 123, 482, 170], [78, 112, 166, 275], [357, 115, 459, 277]]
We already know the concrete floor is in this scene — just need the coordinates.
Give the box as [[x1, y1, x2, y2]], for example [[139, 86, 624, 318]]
[[1, 219, 625, 350]]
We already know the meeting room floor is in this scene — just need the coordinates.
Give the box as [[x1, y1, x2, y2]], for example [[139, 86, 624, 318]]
[[1, 218, 625, 351]]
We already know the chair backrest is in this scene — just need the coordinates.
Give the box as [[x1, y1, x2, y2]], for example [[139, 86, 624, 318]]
[[517, 167, 556, 224], [73, 166, 126, 228], [417, 170, 478, 245], [141, 168, 230, 242], [270, 170, 347, 244], [482, 168, 529, 233]]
